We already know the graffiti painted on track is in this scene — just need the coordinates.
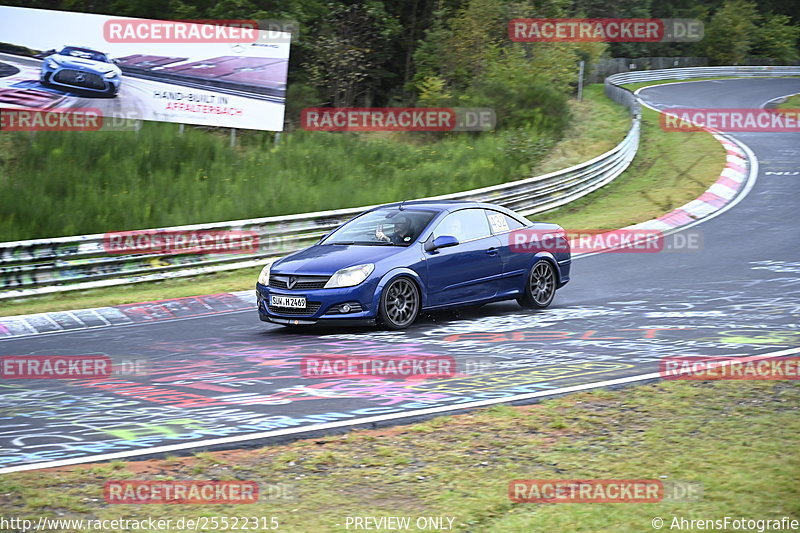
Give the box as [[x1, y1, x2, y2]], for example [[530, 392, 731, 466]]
[[0, 276, 798, 469]]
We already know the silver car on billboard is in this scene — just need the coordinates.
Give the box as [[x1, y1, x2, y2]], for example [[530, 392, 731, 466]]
[[40, 46, 121, 97]]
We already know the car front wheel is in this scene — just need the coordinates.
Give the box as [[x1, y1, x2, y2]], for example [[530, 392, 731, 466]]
[[378, 277, 420, 330], [518, 259, 557, 308]]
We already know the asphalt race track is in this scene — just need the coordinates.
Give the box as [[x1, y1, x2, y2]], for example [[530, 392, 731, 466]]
[[1, 78, 799, 473]]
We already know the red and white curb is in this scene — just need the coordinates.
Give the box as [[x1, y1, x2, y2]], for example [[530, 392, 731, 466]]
[[625, 134, 748, 233], [0, 291, 253, 339]]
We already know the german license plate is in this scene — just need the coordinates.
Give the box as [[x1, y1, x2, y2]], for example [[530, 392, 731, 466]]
[[270, 295, 306, 308]]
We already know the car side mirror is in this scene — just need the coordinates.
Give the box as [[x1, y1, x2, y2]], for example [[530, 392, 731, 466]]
[[425, 235, 459, 251]]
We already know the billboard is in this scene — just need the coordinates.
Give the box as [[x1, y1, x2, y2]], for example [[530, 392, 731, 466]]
[[0, 6, 290, 131]]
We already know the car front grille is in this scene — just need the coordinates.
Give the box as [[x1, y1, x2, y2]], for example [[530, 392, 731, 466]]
[[269, 275, 330, 290], [54, 69, 105, 90], [267, 301, 322, 316]]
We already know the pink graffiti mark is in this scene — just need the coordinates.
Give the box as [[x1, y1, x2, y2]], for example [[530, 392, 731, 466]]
[[242, 342, 443, 363], [117, 294, 247, 322], [287, 379, 451, 406], [146, 360, 264, 388], [151, 338, 436, 360], [210, 378, 451, 406], [179, 383, 239, 392]]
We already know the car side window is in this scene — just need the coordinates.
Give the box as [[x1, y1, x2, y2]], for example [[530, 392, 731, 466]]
[[433, 209, 492, 242], [486, 210, 525, 234]]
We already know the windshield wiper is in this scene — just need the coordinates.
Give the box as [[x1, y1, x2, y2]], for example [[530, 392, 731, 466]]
[[328, 241, 401, 246]]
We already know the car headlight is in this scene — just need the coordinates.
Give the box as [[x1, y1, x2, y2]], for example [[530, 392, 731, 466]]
[[46, 59, 58, 69], [104, 71, 118, 79], [324, 264, 374, 288], [257, 263, 272, 286]]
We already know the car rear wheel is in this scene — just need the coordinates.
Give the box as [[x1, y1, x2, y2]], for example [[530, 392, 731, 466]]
[[518, 260, 556, 308], [379, 277, 420, 330]]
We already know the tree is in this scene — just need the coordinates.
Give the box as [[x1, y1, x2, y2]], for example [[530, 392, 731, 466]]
[[303, 1, 400, 107], [701, 0, 760, 65], [752, 14, 800, 63]]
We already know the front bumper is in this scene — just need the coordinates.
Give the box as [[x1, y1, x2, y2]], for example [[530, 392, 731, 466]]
[[256, 280, 379, 326], [41, 69, 120, 94]]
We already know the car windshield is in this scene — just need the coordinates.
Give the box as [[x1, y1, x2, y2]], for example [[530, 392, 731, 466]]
[[323, 208, 438, 246], [60, 47, 108, 62]]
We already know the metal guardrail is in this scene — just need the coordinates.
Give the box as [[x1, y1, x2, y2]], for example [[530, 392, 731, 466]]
[[606, 65, 800, 85], [3, 65, 796, 299]]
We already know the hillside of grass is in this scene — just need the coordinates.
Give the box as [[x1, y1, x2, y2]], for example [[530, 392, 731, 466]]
[[0, 118, 563, 242], [776, 94, 800, 108]]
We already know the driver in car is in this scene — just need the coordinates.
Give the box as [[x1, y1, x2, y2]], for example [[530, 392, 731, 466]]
[[376, 216, 414, 244]]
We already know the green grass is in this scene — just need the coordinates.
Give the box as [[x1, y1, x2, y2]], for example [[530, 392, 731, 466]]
[[776, 94, 800, 108], [0, 83, 725, 317], [542, 104, 724, 230], [534, 84, 629, 173], [1, 380, 796, 532], [0, 121, 558, 242]]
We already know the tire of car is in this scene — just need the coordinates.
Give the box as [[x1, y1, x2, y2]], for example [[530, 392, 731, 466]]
[[378, 277, 421, 330], [518, 259, 557, 309]]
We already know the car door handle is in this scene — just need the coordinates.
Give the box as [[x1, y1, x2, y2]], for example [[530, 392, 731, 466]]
[[486, 247, 499, 255]]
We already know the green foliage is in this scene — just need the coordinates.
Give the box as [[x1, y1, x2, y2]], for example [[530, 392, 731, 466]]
[[701, 0, 760, 65], [303, 1, 401, 106], [752, 14, 800, 63], [461, 70, 570, 132], [285, 82, 323, 126], [416, 75, 453, 107], [411, 0, 601, 133]]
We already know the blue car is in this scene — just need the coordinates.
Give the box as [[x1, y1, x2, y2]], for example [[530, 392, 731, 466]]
[[256, 201, 571, 329], [40, 46, 122, 97]]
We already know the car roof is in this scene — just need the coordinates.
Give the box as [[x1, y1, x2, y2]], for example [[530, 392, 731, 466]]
[[62, 46, 105, 54], [378, 199, 515, 215]]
